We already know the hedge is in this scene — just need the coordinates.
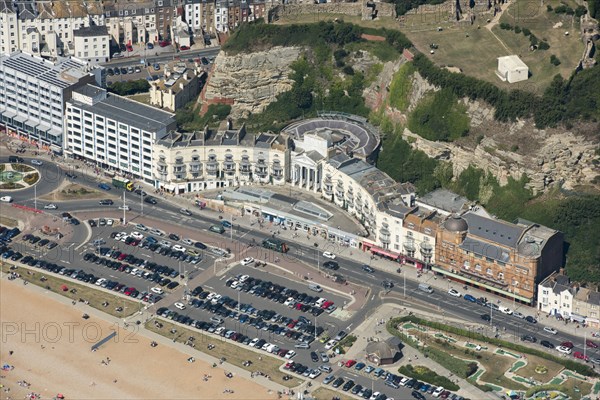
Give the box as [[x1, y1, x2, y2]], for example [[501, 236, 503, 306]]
[[387, 319, 477, 378], [399, 364, 460, 391], [388, 316, 599, 377]]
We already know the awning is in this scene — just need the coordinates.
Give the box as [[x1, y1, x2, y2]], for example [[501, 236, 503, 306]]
[[432, 266, 532, 303], [586, 317, 599, 324], [13, 115, 27, 124], [371, 246, 401, 260], [3, 110, 16, 119], [571, 314, 586, 323]]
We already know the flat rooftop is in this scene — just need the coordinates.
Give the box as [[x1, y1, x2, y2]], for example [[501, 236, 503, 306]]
[[71, 86, 176, 133], [0, 51, 91, 89]]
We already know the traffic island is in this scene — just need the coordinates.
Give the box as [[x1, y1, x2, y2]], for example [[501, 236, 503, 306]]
[[0, 163, 39, 190]]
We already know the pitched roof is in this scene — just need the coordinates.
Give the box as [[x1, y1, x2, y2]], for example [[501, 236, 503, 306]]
[[463, 212, 525, 249]]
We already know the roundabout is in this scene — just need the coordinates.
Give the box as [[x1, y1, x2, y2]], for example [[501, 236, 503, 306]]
[[0, 163, 40, 190]]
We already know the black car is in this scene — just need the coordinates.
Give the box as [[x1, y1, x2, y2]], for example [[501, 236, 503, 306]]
[[192, 286, 203, 296], [323, 261, 339, 270], [332, 377, 344, 388], [144, 196, 158, 204], [480, 314, 491, 321], [342, 379, 355, 391], [310, 351, 319, 362], [540, 340, 554, 348], [362, 265, 374, 273], [521, 334, 537, 343], [70, 218, 80, 225], [194, 241, 207, 250], [169, 233, 180, 241], [412, 390, 426, 400], [65, 172, 77, 179], [525, 315, 538, 324], [99, 199, 114, 206]]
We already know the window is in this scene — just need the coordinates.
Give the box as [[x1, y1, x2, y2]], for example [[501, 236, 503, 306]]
[[486, 268, 492, 276]]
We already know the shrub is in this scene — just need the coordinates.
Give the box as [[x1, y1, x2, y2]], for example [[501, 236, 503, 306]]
[[575, 5, 588, 16], [23, 173, 39, 185], [342, 65, 355, 75], [107, 79, 150, 96], [399, 364, 460, 391], [538, 41, 550, 50], [514, 26, 522, 34], [499, 22, 513, 30], [522, 27, 532, 36], [546, 4, 553, 11], [550, 55, 561, 66]]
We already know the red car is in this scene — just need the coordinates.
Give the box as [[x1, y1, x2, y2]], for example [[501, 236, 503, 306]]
[[574, 351, 589, 361], [561, 341, 575, 349], [124, 287, 135, 296], [159, 40, 171, 47], [284, 361, 294, 370], [126, 44, 133, 52], [345, 359, 356, 368], [586, 340, 599, 348], [118, 253, 128, 261], [321, 301, 334, 309], [180, 45, 190, 51], [287, 320, 297, 329]]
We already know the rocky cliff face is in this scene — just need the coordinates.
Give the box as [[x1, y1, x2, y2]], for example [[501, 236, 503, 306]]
[[202, 47, 302, 119], [396, 71, 599, 193]]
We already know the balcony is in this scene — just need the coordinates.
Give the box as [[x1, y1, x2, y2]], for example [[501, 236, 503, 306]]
[[172, 165, 186, 174], [403, 239, 416, 252], [421, 242, 433, 255], [324, 184, 333, 196], [335, 189, 344, 199], [206, 161, 219, 176], [346, 190, 354, 200], [255, 166, 268, 178]]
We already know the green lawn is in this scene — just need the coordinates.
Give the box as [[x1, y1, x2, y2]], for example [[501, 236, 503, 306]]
[[146, 319, 302, 388], [1, 262, 139, 318], [403, 0, 584, 93]]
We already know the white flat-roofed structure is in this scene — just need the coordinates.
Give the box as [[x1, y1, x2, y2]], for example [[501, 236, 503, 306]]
[[0, 51, 101, 151], [496, 55, 529, 83], [65, 84, 176, 183]]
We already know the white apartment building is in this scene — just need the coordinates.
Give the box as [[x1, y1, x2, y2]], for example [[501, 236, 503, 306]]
[[215, 0, 229, 32], [0, 51, 101, 151], [104, 4, 158, 46], [65, 84, 176, 183], [184, 0, 204, 32], [152, 127, 290, 193], [0, 1, 105, 58], [73, 26, 110, 66], [538, 273, 575, 318], [0, 1, 24, 55]]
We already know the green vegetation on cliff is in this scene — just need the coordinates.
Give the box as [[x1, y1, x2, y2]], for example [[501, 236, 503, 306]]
[[388, 62, 414, 111], [407, 88, 470, 141]]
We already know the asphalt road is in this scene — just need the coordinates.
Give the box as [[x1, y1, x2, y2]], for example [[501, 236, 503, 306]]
[[4, 157, 598, 364], [102, 47, 221, 70]]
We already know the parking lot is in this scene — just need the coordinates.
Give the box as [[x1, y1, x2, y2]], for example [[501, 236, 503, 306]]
[[105, 56, 213, 84]]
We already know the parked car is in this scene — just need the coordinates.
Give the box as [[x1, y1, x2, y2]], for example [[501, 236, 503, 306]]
[[448, 288, 461, 298]]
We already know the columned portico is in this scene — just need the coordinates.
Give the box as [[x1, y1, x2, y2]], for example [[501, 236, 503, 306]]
[[291, 151, 322, 193]]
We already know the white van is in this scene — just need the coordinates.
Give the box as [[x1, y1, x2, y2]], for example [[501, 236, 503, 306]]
[[418, 283, 434, 294]]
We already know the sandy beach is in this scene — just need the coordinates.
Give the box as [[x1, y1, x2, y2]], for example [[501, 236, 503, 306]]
[[0, 279, 279, 400]]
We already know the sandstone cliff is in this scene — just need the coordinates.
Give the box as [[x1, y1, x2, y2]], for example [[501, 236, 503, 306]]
[[394, 70, 599, 193], [202, 47, 302, 119]]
